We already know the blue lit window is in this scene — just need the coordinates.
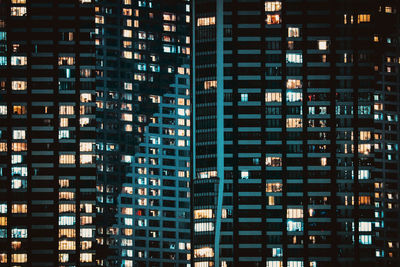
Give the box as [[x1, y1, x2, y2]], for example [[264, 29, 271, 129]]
[[0, 56, 7, 66], [287, 220, 303, 231], [241, 93, 248, 102], [0, 229, 6, 238], [124, 218, 133, 226], [11, 178, 27, 189], [59, 130, 70, 139], [137, 63, 146, 71], [272, 247, 282, 257], [11, 228, 27, 238], [58, 216, 75, 226], [286, 53, 302, 63], [149, 64, 160, 72], [359, 235, 372, 245], [11, 167, 27, 176], [163, 44, 176, 53], [286, 91, 302, 102]]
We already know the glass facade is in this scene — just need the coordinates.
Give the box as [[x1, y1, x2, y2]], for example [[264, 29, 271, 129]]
[[94, 0, 191, 266], [192, 0, 400, 266]]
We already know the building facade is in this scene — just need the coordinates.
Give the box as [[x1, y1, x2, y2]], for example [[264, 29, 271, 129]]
[[94, 0, 191, 266], [0, 0, 96, 266], [0, 0, 191, 266], [192, 0, 400, 266]]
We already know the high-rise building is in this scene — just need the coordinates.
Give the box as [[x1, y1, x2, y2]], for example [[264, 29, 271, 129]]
[[94, 0, 191, 266], [192, 0, 400, 266], [0, 0, 191, 266], [0, 0, 96, 266]]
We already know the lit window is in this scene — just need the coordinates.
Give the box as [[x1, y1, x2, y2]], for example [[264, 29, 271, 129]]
[[59, 192, 75, 200], [11, 166, 27, 176], [265, 1, 282, 12], [385, 6, 393, 13], [59, 105, 74, 115], [122, 51, 132, 59], [204, 80, 217, 90], [194, 222, 214, 232], [197, 17, 215, 26], [10, 7, 27, 16], [59, 155, 75, 164], [12, 130, 26, 140], [286, 79, 302, 89], [11, 56, 27, 66], [59, 204, 75, 213], [358, 170, 370, 180], [266, 14, 281, 24], [0, 105, 7, 115], [359, 131, 371, 140], [58, 57, 74, 66], [0, 229, 6, 238], [80, 142, 94, 152], [358, 14, 371, 23], [318, 40, 328, 50], [241, 93, 248, 102], [80, 216, 93, 225], [11, 81, 27, 91], [80, 155, 93, 164], [122, 8, 132, 16], [11, 254, 27, 263], [288, 261, 304, 267], [163, 23, 176, 32], [0, 142, 6, 152], [11, 178, 27, 189], [11, 228, 27, 238], [0, 204, 6, 213], [321, 157, 328, 166], [80, 228, 93, 238], [266, 183, 282, 192], [266, 156, 282, 167], [267, 261, 283, 267], [123, 29, 132, 38], [163, 12, 176, 21], [59, 240, 76, 250], [0, 56, 7, 65], [272, 248, 283, 258], [59, 229, 75, 238], [80, 253, 93, 263], [288, 27, 299, 37], [12, 105, 26, 115], [194, 209, 213, 219], [265, 92, 282, 102], [194, 247, 214, 258], [287, 209, 303, 218], [0, 217, 7, 226], [11, 155, 23, 164], [59, 254, 69, 263], [287, 221, 302, 231], [59, 216, 76, 226], [359, 235, 372, 245], [286, 53, 302, 63], [11, 204, 27, 214], [286, 118, 302, 128], [163, 44, 176, 53], [58, 130, 70, 139], [286, 91, 302, 102]]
